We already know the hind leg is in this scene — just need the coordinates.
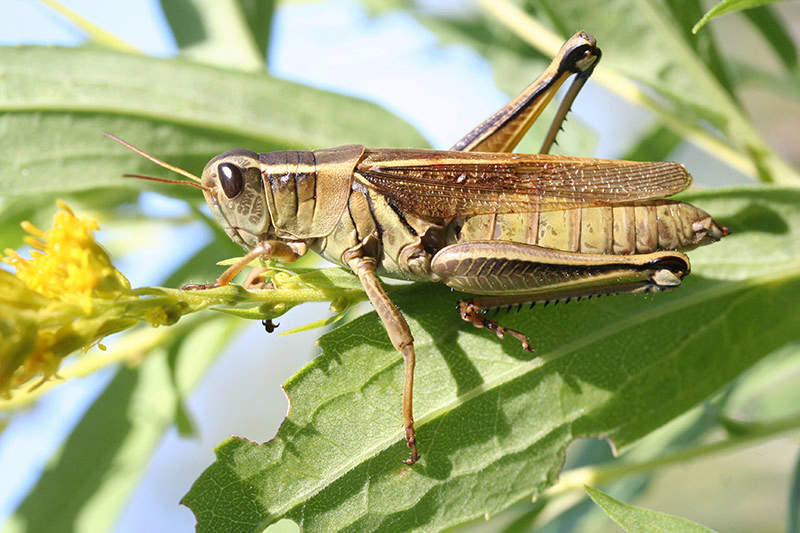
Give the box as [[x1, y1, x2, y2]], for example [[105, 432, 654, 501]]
[[432, 241, 689, 351], [452, 31, 600, 154]]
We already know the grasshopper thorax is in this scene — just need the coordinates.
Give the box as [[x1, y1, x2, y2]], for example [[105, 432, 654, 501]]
[[201, 149, 272, 249], [202, 145, 364, 249]]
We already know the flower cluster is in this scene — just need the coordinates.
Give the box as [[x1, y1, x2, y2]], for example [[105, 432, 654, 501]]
[[4, 201, 131, 312], [1, 202, 136, 394]]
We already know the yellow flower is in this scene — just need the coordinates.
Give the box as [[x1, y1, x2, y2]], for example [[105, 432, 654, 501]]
[[0, 201, 358, 399], [0, 202, 135, 394], [3, 201, 130, 313]]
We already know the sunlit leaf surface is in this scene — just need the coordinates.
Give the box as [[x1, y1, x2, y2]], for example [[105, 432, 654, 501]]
[[184, 187, 800, 532]]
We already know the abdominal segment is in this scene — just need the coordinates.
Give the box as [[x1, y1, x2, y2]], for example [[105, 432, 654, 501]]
[[450, 200, 726, 254]]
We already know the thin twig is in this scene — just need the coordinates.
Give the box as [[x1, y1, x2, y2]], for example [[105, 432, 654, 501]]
[[543, 413, 800, 498]]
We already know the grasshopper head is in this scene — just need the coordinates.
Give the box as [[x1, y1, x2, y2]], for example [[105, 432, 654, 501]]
[[201, 150, 272, 249], [103, 133, 272, 250]]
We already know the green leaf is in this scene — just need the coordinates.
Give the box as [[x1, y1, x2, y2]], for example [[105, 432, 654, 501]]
[[0, 225, 252, 528], [724, 343, 800, 422], [692, 0, 788, 34], [531, 0, 797, 182], [276, 309, 350, 337], [790, 448, 800, 533], [415, 12, 597, 157], [738, 5, 800, 98], [621, 125, 683, 162], [159, 0, 266, 71], [729, 60, 800, 99], [3, 315, 243, 533], [183, 187, 800, 532], [0, 46, 427, 198], [741, 5, 798, 73], [0, 187, 149, 252], [663, 0, 737, 97], [585, 485, 716, 532], [34, 0, 140, 52], [235, 0, 277, 60], [535, 396, 730, 532]]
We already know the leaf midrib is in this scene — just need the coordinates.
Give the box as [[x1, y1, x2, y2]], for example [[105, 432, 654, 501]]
[[261, 263, 800, 521]]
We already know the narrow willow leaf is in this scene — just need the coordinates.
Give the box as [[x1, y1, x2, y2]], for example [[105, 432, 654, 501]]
[[742, 6, 798, 73], [168, 240, 244, 289], [351, 0, 413, 15], [236, 0, 277, 59], [415, 13, 597, 157], [724, 343, 800, 421], [34, 0, 140, 52], [622, 125, 683, 162], [183, 187, 800, 532], [693, 0, 788, 34], [159, 0, 265, 71], [729, 60, 800, 98], [0, 46, 427, 198], [663, 0, 737, 97], [790, 449, 800, 533], [4, 315, 243, 533], [277, 308, 350, 337], [498, 500, 546, 533], [536, 401, 725, 532], [0, 221, 249, 530], [412, 13, 550, 95], [585, 485, 716, 532]]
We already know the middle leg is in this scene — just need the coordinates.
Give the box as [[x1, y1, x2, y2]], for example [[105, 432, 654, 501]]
[[344, 251, 420, 465]]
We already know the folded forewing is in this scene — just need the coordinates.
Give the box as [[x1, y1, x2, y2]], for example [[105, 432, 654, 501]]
[[356, 149, 691, 218]]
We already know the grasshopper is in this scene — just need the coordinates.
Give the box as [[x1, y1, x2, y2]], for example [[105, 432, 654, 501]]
[[106, 31, 728, 465]]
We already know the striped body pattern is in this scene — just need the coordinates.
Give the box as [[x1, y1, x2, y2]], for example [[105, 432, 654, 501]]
[[451, 201, 719, 255]]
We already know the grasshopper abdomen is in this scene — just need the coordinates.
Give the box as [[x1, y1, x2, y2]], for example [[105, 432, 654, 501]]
[[450, 200, 726, 256]]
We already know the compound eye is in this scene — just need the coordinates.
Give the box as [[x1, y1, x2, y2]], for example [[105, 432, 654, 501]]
[[218, 162, 244, 198]]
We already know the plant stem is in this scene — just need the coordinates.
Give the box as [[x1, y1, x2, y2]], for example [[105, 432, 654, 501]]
[[543, 413, 800, 498], [1, 267, 366, 407]]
